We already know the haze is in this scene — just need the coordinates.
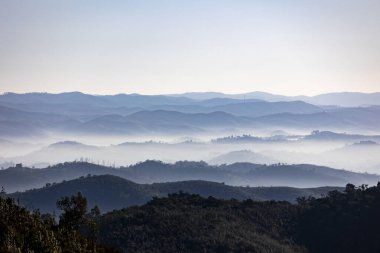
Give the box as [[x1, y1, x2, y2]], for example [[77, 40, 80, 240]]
[[1, 1, 380, 188], [1, 91, 380, 177]]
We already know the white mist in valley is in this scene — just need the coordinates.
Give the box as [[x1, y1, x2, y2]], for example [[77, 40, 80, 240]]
[[1, 92, 380, 183], [1, 130, 380, 175]]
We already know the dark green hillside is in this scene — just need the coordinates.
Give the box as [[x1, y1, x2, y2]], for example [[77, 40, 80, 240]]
[[4, 181, 380, 252], [10, 175, 341, 213], [149, 180, 339, 202], [293, 183, 380, 253], [96, 184, 380, 253], [97, 193, 306, 253]]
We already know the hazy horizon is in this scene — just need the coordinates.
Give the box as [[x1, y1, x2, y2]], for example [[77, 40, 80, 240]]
[[1, 1, 380, 183], [1, 90, 380, 97], [1, 0, 380, 95]]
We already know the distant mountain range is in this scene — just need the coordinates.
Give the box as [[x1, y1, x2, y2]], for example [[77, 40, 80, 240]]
[[171, 91, 380, 107], [1, 92, 380, 137], [9, 174, 342, 213], [1, 91, 380, 175], [302, 130, 380, 142], [1, 161, 379, 193]]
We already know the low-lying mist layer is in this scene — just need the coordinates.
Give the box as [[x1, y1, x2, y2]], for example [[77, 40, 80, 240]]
[[1, 92, 380, 174], [1, 131, 380, 174]]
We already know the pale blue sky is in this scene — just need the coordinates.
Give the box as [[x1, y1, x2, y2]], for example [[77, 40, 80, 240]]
[[0, 0, 379, 95]]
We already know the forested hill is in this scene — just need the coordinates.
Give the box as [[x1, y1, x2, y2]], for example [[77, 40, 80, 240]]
[[97, 183, 380, 253], [2, 183, 380, 252], [10, 174, 341, 213], [2, 160, 378, 192]]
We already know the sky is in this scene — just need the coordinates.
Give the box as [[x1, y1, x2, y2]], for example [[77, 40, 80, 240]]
[[0, 0, 379, 96]]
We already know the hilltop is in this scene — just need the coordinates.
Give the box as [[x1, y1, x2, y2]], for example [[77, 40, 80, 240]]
[[10, 174, 341, 213], [1, 161, 379, 192]]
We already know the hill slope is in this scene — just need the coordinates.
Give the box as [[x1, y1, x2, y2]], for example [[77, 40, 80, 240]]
[[95, 184, 380, 253], [10, 175, 341, 213], [1, 161, 378, 193]]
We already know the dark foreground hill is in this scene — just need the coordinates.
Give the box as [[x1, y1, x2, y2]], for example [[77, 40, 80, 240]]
[[3, 183, 380, 252], [97, 193, 305, 253], [96, 184, 380, 253], [1, 161, 379, 192], [10, 175, 341, 213]]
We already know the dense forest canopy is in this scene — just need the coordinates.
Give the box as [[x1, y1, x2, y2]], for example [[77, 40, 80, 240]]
[[2, 183, 380, 252], [0, 192, 118, 252]]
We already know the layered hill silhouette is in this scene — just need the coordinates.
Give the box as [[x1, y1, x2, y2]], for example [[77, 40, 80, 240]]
[[2, 92, 380, 137], [4, 178, 380, 253], [1, 161, 379, 193], [4, 130, 380, 171], [10, 174, 341, 213], [171, 91, 380, 106]]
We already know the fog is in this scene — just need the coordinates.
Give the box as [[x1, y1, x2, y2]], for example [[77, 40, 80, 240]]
[[1, 130, 379, 174], [1, 92, 380, 177]]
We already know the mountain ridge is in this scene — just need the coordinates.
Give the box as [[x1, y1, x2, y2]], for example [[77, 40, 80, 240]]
[[1, 161, 379, 193], [9, 174, 343, 213]]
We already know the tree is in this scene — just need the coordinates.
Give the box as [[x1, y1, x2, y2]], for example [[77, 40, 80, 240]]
[[90, 205, 101, 218], [344, 183, 356, 195], [57, 192, 88, 229], [0, 186, 5, 196], [87, 205, 101, 250]]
